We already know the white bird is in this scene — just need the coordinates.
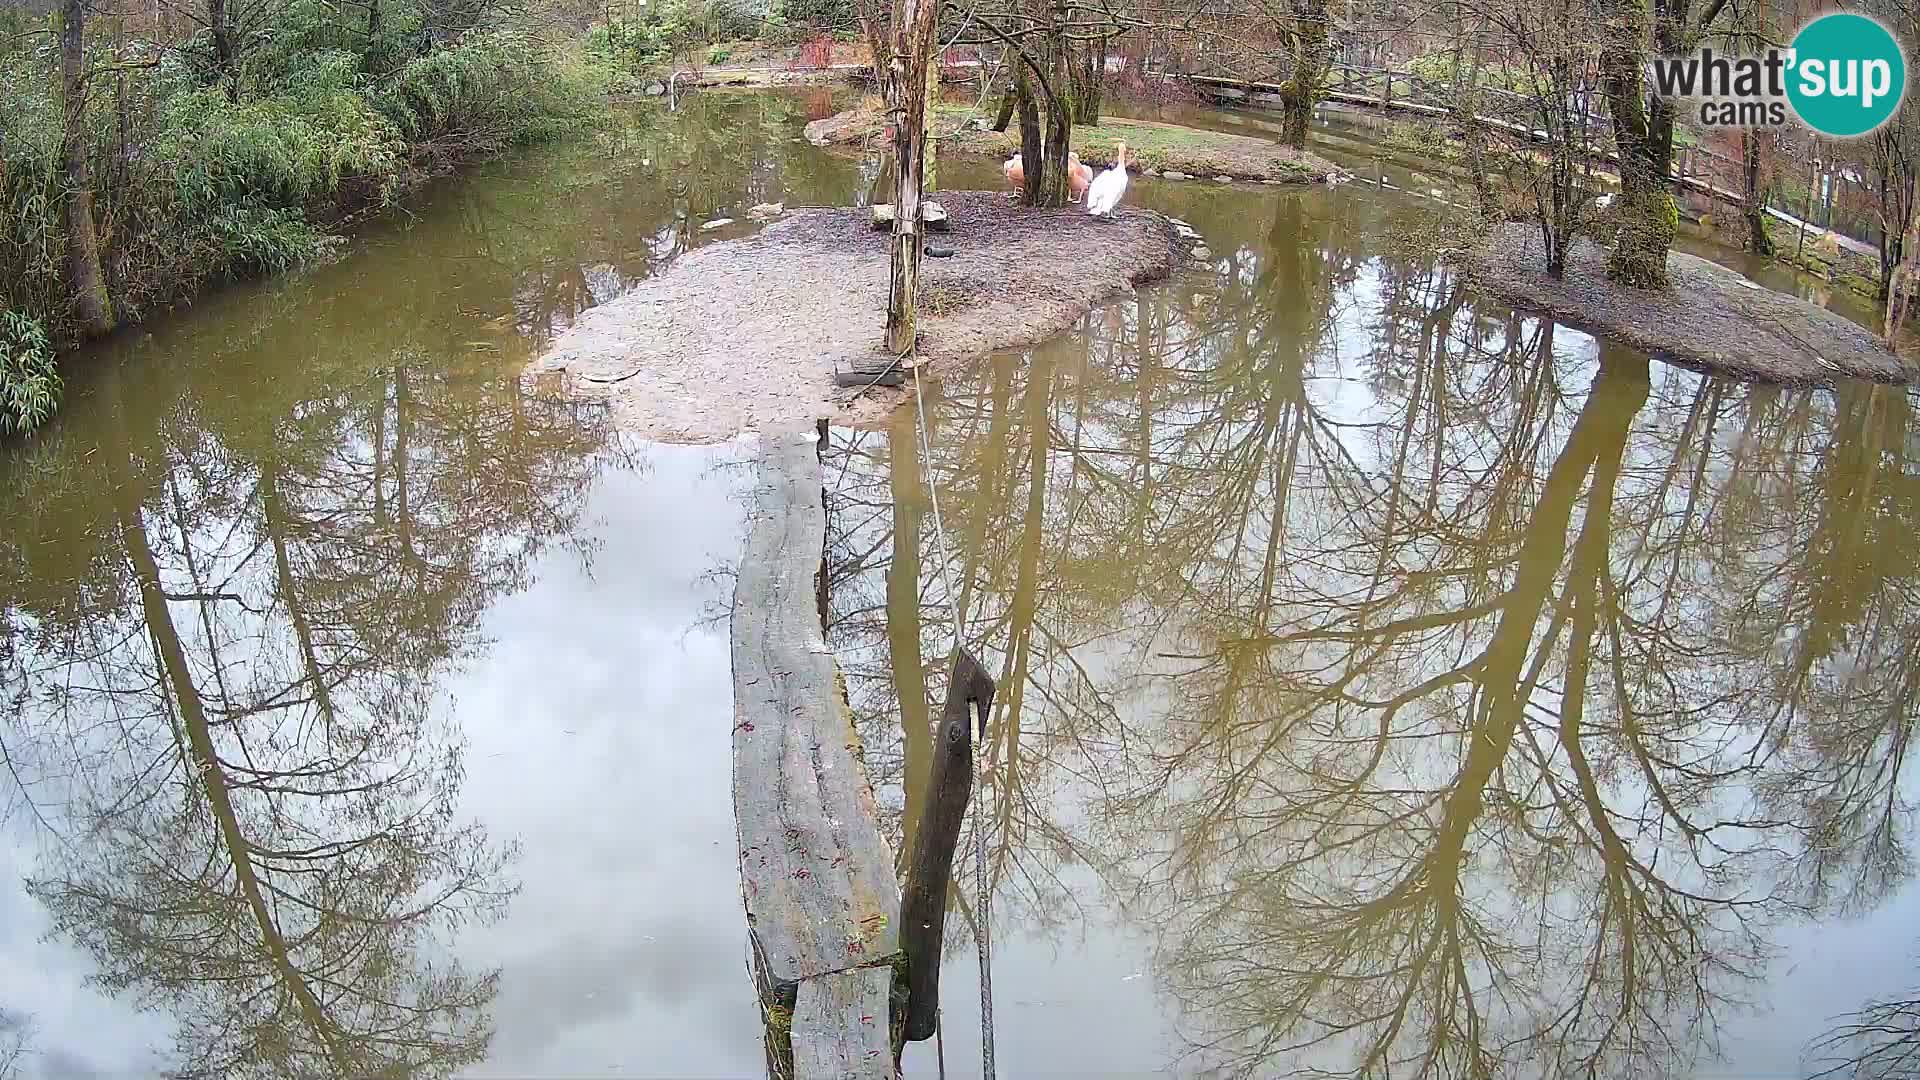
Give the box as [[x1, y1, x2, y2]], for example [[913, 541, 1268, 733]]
[[1086, 142, 1131, 219]]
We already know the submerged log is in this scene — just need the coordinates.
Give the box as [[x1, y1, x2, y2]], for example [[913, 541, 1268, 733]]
[[898, 649, 997, 1043]]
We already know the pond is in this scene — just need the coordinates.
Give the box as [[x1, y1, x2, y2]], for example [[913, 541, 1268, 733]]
[[1, 89, 1915, 1079]]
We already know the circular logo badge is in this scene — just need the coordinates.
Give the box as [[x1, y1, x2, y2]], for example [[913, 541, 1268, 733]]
[[1786, 13, 1907, 137]]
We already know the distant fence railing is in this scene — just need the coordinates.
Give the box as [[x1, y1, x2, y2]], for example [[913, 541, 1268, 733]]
[[1178, 64, 1881, 258]]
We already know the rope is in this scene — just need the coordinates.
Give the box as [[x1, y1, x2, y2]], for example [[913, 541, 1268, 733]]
[[909, 349, 996, 1080]]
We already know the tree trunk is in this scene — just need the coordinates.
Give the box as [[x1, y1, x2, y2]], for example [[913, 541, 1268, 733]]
[[1066, 36, 1105, 124], [1280, 0, 1329, 149], [925, 36, 939, 193], [858, 0, 891, 84], [1039, 19, 1071, 207], [883, 0, 939, 355], [1084, 37, 1106, 124], [1016, 61, 1043, 204], [1742, 129, 1774, 256], [209, 0, 234, 85], [1599, 0, 1674, 288], [60, 0, 115, 338], [992, 48, 1016, 130]]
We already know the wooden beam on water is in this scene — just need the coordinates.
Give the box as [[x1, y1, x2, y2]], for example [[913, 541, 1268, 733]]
[[792, 968, 895, 1077], [732, 429, 901, 1079]]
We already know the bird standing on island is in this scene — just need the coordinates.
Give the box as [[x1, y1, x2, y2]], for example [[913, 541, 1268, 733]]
[[1004, 152, 1095, 202], [1068, 154, 1093, 200], [1086, 143, 1130, 219]]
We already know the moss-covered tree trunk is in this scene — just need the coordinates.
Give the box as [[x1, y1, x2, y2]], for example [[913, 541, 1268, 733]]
[[1280, 0, 1329, 150], [1600, 0, 1675, 288], [992, 48, 1017, 130], [1039, 19, 1071, 206], [1066, 36, 1106, 124], [1016, 60, 1043, 204], [60, 0, 115, 338]]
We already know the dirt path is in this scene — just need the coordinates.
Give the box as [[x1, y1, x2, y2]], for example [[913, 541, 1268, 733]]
[[527, 191, 1192, 441], [1464, 223, 1916, 386]]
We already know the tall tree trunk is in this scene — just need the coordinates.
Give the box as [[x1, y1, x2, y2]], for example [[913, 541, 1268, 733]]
[[1016, 60, 1043, 205], [60, 0, 115, 338], [1599, 0, 1674, 288], [883, 0, 939, 354], [1742, 129, 1774, 256], [1280, 0, 1329, 149], [1039, 18, 1070, 207]]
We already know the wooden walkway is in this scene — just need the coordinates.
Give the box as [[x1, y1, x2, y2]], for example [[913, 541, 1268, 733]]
[[1182, 67, 1877, 257], [732, 430, 899, 1079]]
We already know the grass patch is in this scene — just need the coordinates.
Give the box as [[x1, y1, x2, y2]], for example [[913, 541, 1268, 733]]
[[808, 102, 1335, 183]]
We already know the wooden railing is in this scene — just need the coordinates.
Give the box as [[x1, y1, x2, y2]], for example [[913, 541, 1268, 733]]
[[1179, 64, 1873, 254]]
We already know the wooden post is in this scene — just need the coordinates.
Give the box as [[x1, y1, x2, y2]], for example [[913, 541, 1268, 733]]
[[898, 649, 996, 1044], [884, 0, 940, 357]]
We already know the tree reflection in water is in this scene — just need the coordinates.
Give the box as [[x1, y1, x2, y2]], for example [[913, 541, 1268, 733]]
[[825, 186, 1920, 1078], [2, 332, 635, 1075]]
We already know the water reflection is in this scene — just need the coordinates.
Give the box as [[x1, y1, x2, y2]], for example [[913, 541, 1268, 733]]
[[0, 347, 628, 1076], [827, 181, 1920, 1078], [0, 105, 747, 1079]]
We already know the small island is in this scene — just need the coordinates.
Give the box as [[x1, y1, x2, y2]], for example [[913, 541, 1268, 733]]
[[806, 102, 1340, 185], [529, 191, 1195, 441], [1465, 222, 1917, 387]]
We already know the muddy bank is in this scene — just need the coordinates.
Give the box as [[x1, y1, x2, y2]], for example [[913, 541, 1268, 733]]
[[1464, 223, 1915, 386], [527, 191, 1193, 441], [805, 104, 1338, 184]]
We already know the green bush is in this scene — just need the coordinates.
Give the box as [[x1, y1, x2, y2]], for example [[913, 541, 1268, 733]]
[[0, 311, 60, 438], [774, 0, 850, 32], [375, 30, 591, 146], [584, 0, 760, 75], [1405, 51, 1532, 97]]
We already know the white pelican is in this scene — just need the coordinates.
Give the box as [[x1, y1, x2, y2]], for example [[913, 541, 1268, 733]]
[[1086, 143, 1130, 219]]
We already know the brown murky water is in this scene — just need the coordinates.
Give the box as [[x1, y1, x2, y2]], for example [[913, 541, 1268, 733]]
[[1, 90, 1914, 1079]]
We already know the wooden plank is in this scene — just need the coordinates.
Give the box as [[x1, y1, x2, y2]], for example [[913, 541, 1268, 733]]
[[791, 968, 894, 1080], [732, 430, 901, 992]]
